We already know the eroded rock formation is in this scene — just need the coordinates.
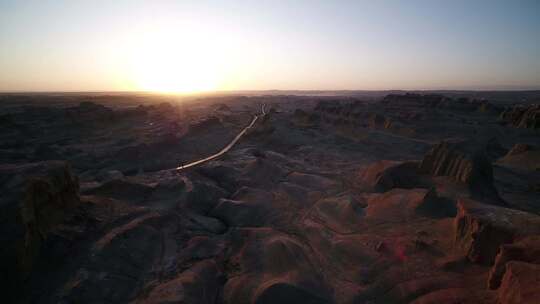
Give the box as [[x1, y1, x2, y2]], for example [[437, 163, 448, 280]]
[[420, 141, 504, 203], [454, 199, 540, 264], [500, 104, 540, 129], [0, 161, 80, 299], [358, 160, 422, 192]]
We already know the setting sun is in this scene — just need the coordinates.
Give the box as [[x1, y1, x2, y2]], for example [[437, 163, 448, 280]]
[[128, 28, 222, 93]]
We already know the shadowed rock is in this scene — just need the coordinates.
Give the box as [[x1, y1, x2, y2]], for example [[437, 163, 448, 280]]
[[210, 187, 273, 227], [82, 178, 154, 203], [500, 104, 540, 129], [254, 282, 331, 304], [64, 101, 115, 124], [312, 194, 365, 233], [0, 161, 79, 300], [182, 179, 229, 213], [136, 260, 223, 304], [454, 199, 540, 264], [366, 188, 441, 221], [358, 160, 422, 192], [488, 236, 540, 290], [498, 143, 540, 171], [222, 228, 332, 304], [287, 172, 338, 191], [497, 261, 540, 304], [420, 141, 504, 204]]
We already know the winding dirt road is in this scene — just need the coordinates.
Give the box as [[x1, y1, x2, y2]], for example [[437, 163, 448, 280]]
[[176, 103, 267, 171]]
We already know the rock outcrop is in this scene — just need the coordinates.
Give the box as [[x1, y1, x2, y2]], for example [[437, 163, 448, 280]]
[[453, 199, 540, 265], [500, 104, 540, 130], [488, 236, 540, 290], [497, 143, 540, 171], [210, 187, 273, 227], [365, 188, 440, 221], [312, 194, 365, 233], [358, 160, 422, 192], [0, 161, 80, 299], [222, 228, 332, 304], [420, 141, 503, 203], [497, 261, 540, 304]]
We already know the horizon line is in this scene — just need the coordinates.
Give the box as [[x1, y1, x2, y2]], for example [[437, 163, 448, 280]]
[[2, 88, 540, 95]]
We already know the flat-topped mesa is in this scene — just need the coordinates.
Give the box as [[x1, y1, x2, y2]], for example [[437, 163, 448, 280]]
[[0, 161, 80, 300], [500, 104, 540, 130], [419, 140, 504, 204]]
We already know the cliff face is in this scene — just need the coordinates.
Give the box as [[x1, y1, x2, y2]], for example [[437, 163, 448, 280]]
[[500, 104, 540, 130], [419, 141, 492, 184], [0, 161, 80, 296], [497, 261, 540, 304], [452, 199, 540, 303], [419, 141, 504, 203]]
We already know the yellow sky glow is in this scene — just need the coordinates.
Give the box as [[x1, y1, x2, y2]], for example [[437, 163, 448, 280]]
[[125, 27, 224, 93]]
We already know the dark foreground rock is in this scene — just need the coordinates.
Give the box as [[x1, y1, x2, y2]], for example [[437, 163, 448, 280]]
[[498, 143, 540, 171], [0, 161, 79, 300], [454, 199, 540, 265], [488, 236, 540, 290], [497, 261, 540, 304]]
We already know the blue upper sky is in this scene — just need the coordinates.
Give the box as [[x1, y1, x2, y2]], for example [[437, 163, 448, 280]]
[[1, 0, 539, 92]]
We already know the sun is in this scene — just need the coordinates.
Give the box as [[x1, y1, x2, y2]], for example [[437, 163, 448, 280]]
[[128, 30, 221, 94]]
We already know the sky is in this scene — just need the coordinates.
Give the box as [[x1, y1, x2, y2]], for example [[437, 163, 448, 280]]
[[1, 0, 539, 92]]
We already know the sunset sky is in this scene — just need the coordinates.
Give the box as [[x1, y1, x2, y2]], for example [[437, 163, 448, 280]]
[[1, 0, 539, 92]]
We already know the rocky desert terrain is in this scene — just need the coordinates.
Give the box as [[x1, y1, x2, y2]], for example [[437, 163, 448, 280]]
[[1, 91, 540, 303]]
